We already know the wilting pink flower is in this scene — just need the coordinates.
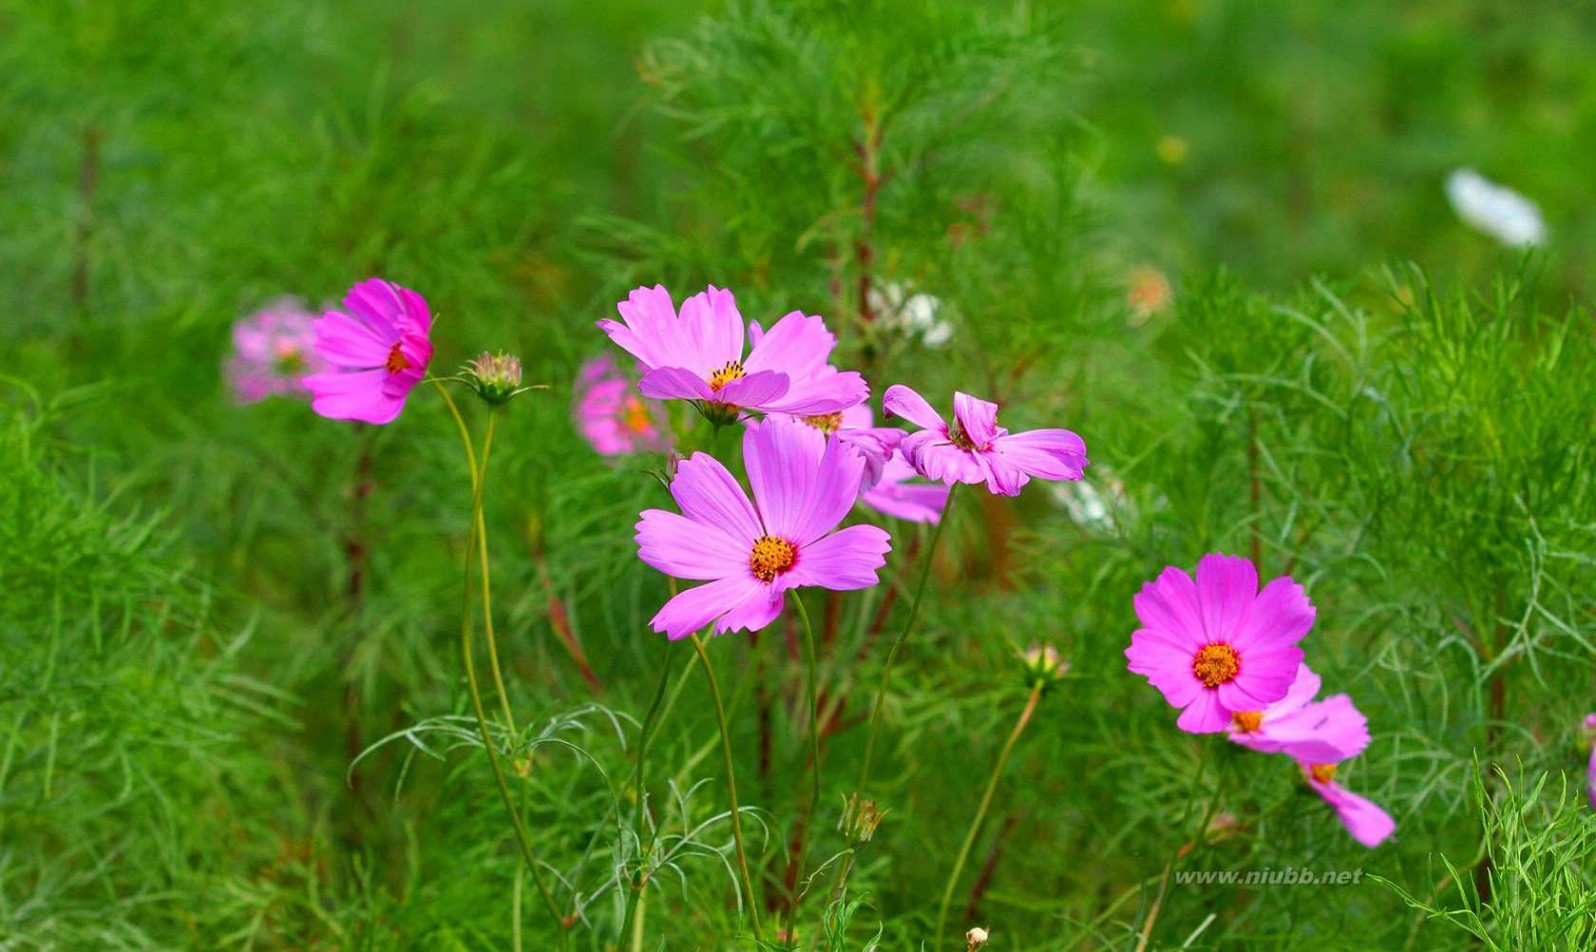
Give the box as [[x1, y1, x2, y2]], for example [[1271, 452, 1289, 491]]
[[226, 302, 325, 403], [598, 285, 867, 420], [636, 417, 892, 639], [574, 355, 670, 455], [1226, 664, 1370, 763], [882, 386, 1087, 496], [861, 455, 950, 523], [303, 279, 434, 425], [1125, 554, 1313, 733], [1300, 761, 1395, 848]]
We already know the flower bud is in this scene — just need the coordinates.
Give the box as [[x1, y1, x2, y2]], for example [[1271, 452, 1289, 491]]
[[966, 926, 990, 950], [464, 351, 525, 406], [1020, 642, 1068, 692], [838, 793, 886, 844]]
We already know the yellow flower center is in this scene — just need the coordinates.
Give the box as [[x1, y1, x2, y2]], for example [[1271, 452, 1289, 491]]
[[1231, 710, 1263, 733], [1191, 643, 1240, 688], [621, 397, 653, 434], [384, 342, 410, 374], [707, 361, 746, 392], [803, 412, 843, 434], [1308, 763, 1337, 784], [748, 535, 797, 583]]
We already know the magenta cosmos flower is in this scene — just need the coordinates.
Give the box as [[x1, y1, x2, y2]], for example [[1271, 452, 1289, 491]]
[[1226, 664, 1369, 763], [574, 355, 671, 455], [302, 279, 434, 425], [1125, 554, 1313, 733], [599, 285, 867, 421], [636, 416, 892, 639], [881, 386, 1087, 496], [226, 300, 325, 403]]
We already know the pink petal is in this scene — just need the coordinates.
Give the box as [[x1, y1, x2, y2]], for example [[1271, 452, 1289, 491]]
[[636, 510, 751, 580], [760, 368, 869, 416], [1176, 689, 1231, 734], [952, 392, 1001, 446], [1132, 567, 1205, 650], [650, 575, 766, 640], [1251, 694, 1370, 762], [901, 433, 984, 486], [1195, 554, 1258, 645], [742, 311, 835, 378], [1311, 778, 1395, 848], [396, 286, 432, 335], [1231, 575, 1315, 653], [677, 285, 745, 371], [882, 384, 946, 431], [639, 366, 715, 401], [304, 369, 405, 424], [792, 432, 867, 544], [1126, 632, 1204, 709], [342, 278, 405, 339], [669, 452, 763, 544], [860, 457, 949, 523], [1221, 644, 1303, 708], [714, 370, 790, 410], [313, 312, 394, 369], [976, 450, 1028, 496], [992, 428, 1088, 481], [714, 582, 786, 635], [743, 417, 825, 539], [783, 524, 891, 591]]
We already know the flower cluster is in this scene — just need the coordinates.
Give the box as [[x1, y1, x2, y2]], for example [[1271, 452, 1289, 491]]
[[595, 283, 1090, 639], [1126, 554, 1394, 848]]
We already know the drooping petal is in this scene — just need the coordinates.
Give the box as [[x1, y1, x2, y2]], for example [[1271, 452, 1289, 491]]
[[636, 509, 751, 581], [992, 428, 1089, 482], [1195, 554, 1258, 645], [952, 392, 1001, 446], [639, 366, 715, 401], [1310, 777, 1395, 848], [714, 370, 790, 410], [649, 575, 765, 640], [783, 525, 891, 591], [677, 285, 745, 371], [882, 385, 947, 432], [669, 452, 763, 545], [304, 369, 404, 424]]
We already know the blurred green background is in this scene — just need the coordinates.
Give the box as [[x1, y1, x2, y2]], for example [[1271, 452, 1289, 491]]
[[3, 0, 1593, 949]]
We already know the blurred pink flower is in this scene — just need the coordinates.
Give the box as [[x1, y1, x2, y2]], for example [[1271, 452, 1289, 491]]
[[598, 284, 867, 420], [1585, 713, 1596, 810], [303, 279, 434, 425], [1300, 761, 1395, 848], [635, 417, 891, 639], [1226, 664, 1370, 763], [574, 355, 671, 455], [226, 301, 324, 403], [1125, 554, 1313, 733], [882, 385, 1086, 496]]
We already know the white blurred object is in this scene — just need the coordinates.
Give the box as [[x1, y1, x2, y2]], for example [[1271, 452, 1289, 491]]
[[1050, 477, 1125, 533], [1445, 168, 1547, 248], [870, 281, 954, 348]]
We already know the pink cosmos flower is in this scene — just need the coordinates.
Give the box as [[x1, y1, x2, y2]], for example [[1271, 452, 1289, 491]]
[[1584, 713, 1596, 810], [598, 285, 867, 420], [226, 301, 325, 403], [302, 279, 434, 425], [574, 355, 671, 455], [1125, 554, 1313, 733], [1300, 761, 1396, 848], [1226, 664, 1370, 763], [881, 386, 1087, 496], [636, 416, 892, 639]]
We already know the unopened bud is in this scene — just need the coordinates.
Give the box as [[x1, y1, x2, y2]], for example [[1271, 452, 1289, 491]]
[[966, 926, 990, 950], [465, 351, 525, 406], [838, 793, 886, 844], [1020, 643, 1068, 692]]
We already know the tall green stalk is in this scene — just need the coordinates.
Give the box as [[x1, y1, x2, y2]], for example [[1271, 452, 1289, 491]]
[[690, 632, 763, 942], [790, 591, 824, 814]]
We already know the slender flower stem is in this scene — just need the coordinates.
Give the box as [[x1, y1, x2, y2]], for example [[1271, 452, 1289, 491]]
[[933, 681, 1043, 947], [1135, 745, 1213, 952], [619, 639, 679, 943], [790, 591, 824, 814], [434, 378, 563, 929], [856, 483, 958, 796], [690, 632, 763, 942]]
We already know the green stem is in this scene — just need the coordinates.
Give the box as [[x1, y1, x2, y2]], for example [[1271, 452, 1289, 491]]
[[434, 378, 563, 930], [1135, 745, 1213, 952], [856, 483, 958, 797], [790, 591, 824, 814], [619, 639, 679, 943], [690, 632, 763, 942], [933, 681, 1043, 947]]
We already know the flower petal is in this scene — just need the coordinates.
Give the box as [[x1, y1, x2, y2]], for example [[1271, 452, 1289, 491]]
[[1310, 778, 1395, 848], [784, 524, 891, 591], [312, 312, 393, 369], [1231, 575, 1315, 652], [636, 509, 750, 580], [714, 370, 790, 410], [714, 582, 786, 635], [677, 285, 745, 371], [743, 417, 825, 539], [952, 392, 1001, 446], [1195, 554, 1258, 645], [639, 366, 714, 401], [304, 369, 405, 424], [1176, 689, 1231, 734], [742, 310, 835, 378], [650, 575, 763, 640], [992, 428, 1088, 481], [1132, 567, 1205, 650], [670, 452, 763, 544], [882, 384, 946, 432]]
